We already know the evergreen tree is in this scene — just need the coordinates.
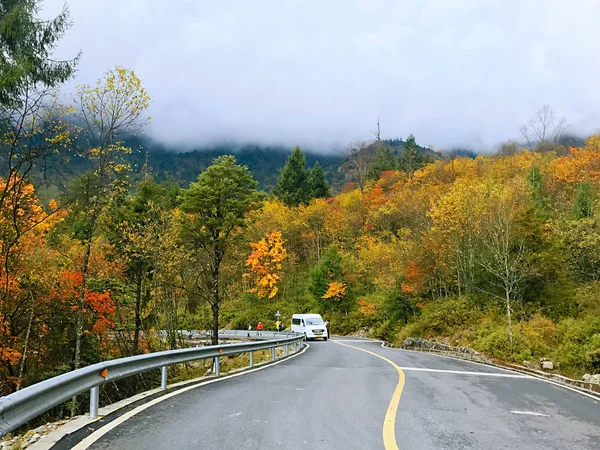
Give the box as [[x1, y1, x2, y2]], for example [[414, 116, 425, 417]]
[[179, 156, 264, 344], [308, 246, 343, 303], [106, 177, 179, 354], [369, 145, 396, 180], [399, 134, 421, 174], [0, 0, 79, 106], [385, 290, 418, 325], [307, 161, 330, 198], [526, 166, 550, 218], [573, 180, 596, 219], [276, 146, 310, 206]]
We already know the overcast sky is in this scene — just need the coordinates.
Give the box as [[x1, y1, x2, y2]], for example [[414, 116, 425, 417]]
[[44, 0, 600, 152]]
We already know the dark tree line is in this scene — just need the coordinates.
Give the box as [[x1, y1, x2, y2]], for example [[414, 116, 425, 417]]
[[276, 146, 331, 206]]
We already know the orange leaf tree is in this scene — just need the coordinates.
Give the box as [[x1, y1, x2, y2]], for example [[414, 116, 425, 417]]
[[53, 271, 116, 338]]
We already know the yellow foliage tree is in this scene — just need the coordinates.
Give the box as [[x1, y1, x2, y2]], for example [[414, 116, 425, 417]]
[[244, 231, 287, 298], [322, 281, 347, 301]]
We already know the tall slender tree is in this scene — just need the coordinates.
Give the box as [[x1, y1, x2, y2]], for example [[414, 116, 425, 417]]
[[107, 177, 179, 354], [307, 161, 330, 199], [346, 140, 375, 193], [179, 156, 263, 344], [399, 134, 421, 175], [276, 146, 310, 206], [572, 180, 596, 219]]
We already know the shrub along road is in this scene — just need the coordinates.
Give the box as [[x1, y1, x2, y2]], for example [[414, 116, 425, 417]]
[[68, 338, 599, 450]]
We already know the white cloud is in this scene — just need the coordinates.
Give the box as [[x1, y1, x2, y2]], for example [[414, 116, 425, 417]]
[[43, 0, 600, 151]]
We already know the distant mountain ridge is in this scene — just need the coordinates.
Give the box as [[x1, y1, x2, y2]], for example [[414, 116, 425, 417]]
[[139, 141, 345, 191], [134, 137, 437, 191], [33, 135, 448, 194], [67, 135, 345, 192]]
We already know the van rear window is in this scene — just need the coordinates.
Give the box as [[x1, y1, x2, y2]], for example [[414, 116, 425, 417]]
[[292, 318, 301, 325]]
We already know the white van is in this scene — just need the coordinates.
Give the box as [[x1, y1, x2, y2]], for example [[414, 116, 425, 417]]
[[291, 314, 328, 340]]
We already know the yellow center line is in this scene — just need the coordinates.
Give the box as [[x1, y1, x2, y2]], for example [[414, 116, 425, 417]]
[[332, 339, 405, 450]]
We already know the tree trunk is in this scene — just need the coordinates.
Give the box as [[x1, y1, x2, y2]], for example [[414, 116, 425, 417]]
[[72, 239, 92, 416], [17, 293, 35, 390], [211, 266, 220, 345], [168, 296, 178, 350], [506, 288, 514, 347], [456, 265, 462, 297], [74, 241, 92, 369], [211, 303, 219, 346], [133, 273, 142, 354]]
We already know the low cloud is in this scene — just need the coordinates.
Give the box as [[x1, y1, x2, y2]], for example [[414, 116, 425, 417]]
[[45, 0, 600, 152]]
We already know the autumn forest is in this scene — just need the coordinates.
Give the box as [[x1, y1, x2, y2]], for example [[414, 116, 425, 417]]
[[2, 1, 600, 417]]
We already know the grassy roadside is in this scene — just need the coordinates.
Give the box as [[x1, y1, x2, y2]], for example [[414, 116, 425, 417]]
[[369, 296, 600, 380]]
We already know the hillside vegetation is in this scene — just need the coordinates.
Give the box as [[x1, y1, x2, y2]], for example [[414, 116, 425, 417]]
[[238, 141, 600, 380], [2, 1, 599, 419]]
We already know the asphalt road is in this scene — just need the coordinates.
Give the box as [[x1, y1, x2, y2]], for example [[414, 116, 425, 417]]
[[80, 338, 599, 450]]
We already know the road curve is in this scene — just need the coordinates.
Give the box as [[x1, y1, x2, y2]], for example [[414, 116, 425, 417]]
[[68, 338, 599, 450]]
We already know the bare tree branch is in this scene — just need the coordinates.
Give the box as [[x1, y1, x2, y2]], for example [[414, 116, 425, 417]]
[[520, 105, 570, 152], [346, 139, 376, 193]]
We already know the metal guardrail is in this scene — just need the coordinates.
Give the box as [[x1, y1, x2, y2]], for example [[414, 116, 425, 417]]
[[0, 330, 304, 437]]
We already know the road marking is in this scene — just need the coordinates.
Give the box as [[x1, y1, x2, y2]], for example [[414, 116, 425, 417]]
[[372, 341, 600, 402], [510, 411, 550, 417], [332, 340, 405, 450], [373, 341, 522, 375], [343, 338, 600, 402], [72, 343, 310, 450], [400, 367, 531, 378]]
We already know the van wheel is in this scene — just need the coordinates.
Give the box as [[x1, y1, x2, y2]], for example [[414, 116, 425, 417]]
[[323, 337, 328, 341]]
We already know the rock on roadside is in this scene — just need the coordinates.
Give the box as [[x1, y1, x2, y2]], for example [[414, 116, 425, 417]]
[[0, 420, 68, 449], [523, 360, 538, 369], [402, 337, 479, 356]]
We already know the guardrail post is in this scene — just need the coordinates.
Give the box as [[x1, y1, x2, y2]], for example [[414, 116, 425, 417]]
[[161, 366, 168, 389], [89, 385, 100, 419], [214, 356, 220, 376], [271, 347, 275, 361], [285, 344, 289, 356], [249, 351, 253, 367]]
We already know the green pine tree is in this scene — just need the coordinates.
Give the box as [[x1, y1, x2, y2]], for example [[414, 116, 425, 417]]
[[307, 161, 331, 199], [526, 166, 550, 218], [573, 180, 596, 219], [399, 134, 421, 174], [308, 246, 343, 303], [276, 146, 310, 206], [369, 145, 396, 180], [0, 0, 79, 106]]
